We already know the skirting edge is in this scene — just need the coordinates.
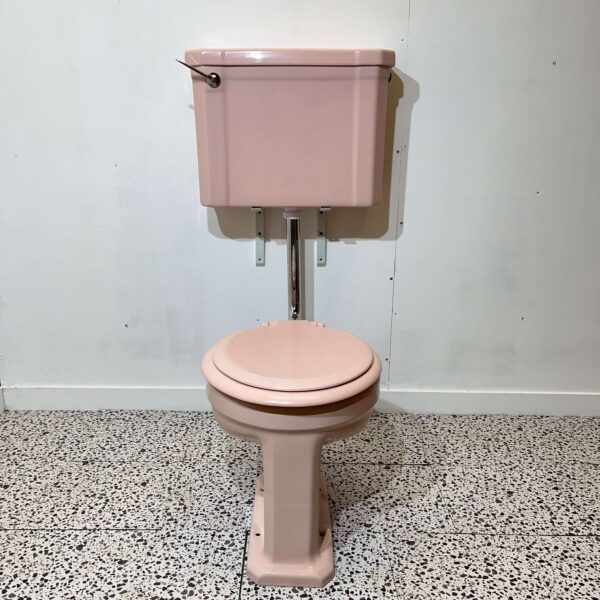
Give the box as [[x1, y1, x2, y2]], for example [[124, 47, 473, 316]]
[[1, 385, 600, 416]]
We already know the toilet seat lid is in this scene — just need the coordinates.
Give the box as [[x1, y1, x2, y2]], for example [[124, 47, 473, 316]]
[[211, 320, 374, 392]]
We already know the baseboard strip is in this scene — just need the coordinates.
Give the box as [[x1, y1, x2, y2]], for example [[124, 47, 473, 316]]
[[2, 385, 599, 416]]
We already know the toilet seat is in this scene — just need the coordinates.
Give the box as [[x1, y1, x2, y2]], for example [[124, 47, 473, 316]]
[[202, 321, 381, 408], [213, 320, 374, 391]]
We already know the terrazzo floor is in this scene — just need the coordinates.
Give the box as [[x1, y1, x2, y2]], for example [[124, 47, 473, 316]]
[[0, 411, 598, 599]]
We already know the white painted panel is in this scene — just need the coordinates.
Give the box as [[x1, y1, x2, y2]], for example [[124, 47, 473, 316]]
[[0, 1, 409, 392], [2, 1, 600, 413], [390, 0, 600, 395]]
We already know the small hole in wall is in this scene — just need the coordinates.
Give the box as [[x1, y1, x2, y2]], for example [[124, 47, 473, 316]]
[[259, 488, 264, 492], [124, 324, 128, 328], [552, 60, 557, 65], [255, 532, 261, 537]]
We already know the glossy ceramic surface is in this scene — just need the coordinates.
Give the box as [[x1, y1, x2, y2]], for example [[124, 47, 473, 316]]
[[185, 48, 395, 66], [185, 48, 394, 207], [211, 321, 374, 392]]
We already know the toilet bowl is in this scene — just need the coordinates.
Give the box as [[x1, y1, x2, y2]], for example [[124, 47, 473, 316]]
[[201, 320, 381, 587]]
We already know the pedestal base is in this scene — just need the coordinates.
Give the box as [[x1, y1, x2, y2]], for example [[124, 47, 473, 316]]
[[247, 474, 334, 587]]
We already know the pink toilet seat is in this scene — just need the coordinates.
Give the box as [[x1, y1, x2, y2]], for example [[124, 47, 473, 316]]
[[213, 320, 374, 391], [202, 321, 381, 408]]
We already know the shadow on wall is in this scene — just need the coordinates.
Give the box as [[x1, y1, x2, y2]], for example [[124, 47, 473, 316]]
[[206, 69, 420, 244]]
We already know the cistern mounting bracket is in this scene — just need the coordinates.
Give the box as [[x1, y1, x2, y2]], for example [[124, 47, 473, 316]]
[[317, 207, 330, 267], [251, 207, 265, 266]]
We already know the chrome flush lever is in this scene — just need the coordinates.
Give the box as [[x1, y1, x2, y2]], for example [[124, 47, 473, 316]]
[[176, 59, 221, 88]]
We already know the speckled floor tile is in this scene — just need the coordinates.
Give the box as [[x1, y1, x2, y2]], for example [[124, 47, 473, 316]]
[[322, 413, 429, 465], [0, 410, 194, 462], [0, 457, 259, 532], [240, 528, 396, 599], [0, 459, 178, 529], [2, 410, 599, 598], [537, 535, 600, 599], [510, 416, 600, 465], [438, 463, 600, 535], [0, 528, 244, 599], [0, 410, 90, 462], [552, 576, 600, 599], [166, 460, 258, 530], [185, 412, 260, 463], [325, 463, 451, 535], [421, 415, 600, 467], [419, 415, 533, 465], [385, 533, 577, 599]]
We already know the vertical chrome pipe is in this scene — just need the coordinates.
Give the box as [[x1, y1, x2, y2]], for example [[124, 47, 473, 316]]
[[284, 210, 303, 320]]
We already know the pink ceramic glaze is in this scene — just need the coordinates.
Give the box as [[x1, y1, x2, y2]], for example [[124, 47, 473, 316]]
[[202, 332, 381, 408], [202, 321, 382, 585], [188, 49, 390, 587], [206, 351, 380, 587], [184, 48, 395, 207], [211, 320, 374, 392], [185, 48, 395, 66]]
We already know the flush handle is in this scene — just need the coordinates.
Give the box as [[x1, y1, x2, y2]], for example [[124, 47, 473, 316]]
[[176, 59, 221, 88]]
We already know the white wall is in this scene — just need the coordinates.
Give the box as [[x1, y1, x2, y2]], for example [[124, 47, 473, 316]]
[[1, 1, 599, 414]]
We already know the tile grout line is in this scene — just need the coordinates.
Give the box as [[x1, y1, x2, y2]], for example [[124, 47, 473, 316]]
[[0, 527, 164, 532], [423, 531, 600, 539], [238, 529, 249, 600], [381, 529, 403, 599]]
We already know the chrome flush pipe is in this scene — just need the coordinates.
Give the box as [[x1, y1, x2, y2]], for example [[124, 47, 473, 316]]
[[283, 209, 303, 320]]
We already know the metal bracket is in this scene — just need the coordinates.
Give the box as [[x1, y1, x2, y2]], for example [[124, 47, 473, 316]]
[[317, 207, 330, 266], [251, 207, 265, 266]]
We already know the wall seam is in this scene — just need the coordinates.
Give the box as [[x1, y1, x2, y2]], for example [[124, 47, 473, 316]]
[[385, 0, 412, 389]]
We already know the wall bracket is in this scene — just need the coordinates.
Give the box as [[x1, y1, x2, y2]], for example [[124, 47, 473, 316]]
[[317, 207, 330, 267], [251, 207, 265, 266]]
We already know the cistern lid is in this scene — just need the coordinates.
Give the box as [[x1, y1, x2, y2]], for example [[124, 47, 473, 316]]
[[211, 320, 375, 392], [184, 48, 395, 67]]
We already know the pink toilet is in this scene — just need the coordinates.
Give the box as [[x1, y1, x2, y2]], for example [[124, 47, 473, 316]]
[[183, 48, 395, 587]]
